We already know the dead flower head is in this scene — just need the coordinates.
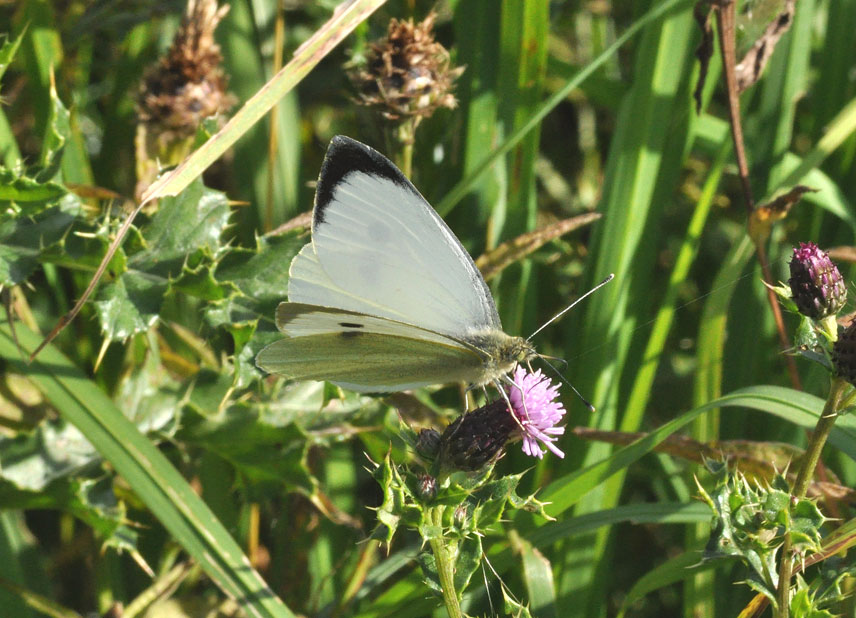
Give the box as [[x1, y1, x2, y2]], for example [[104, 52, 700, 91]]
[[137, 0, 235, 138], [351, 12, 464, 123]]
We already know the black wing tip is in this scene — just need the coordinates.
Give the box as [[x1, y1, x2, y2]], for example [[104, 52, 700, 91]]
[[315, 136, 413, 225]]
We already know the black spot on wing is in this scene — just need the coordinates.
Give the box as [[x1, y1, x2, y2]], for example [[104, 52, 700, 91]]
[[340, 330, 362, 339], [314, 136, 417, 225], [339, 322, 364, 328]]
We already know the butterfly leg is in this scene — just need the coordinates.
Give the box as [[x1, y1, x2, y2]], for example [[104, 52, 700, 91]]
[[495, 376, 529, 431], [481, 385, 491, 407]]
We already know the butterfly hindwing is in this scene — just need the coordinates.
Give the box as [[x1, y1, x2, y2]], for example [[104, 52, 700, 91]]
[[256, 303, 488, 391]]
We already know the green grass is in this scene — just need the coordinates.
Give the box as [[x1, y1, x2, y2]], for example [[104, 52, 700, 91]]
[[3, 1, 856, 616]]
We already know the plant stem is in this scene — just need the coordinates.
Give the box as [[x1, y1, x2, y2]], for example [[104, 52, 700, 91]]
[[428, 508, 463, 618], [775, 377, 849, 617], [396, 119, 417, 179]]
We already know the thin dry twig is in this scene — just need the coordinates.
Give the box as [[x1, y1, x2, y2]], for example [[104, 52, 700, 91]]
[[712, 0, 801, 390], [573, 426, 853, 502], [475, 212, 602, 281]]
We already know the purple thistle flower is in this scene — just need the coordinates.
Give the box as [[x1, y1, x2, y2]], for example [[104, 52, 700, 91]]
[[507, 366, 567, 459], [788, 242, 846, 319]]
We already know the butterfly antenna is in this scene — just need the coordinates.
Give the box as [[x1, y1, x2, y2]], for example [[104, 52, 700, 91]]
[[527, 273, 615, 341], [537, 353, 568, 369], [539, 354, 595, 412]]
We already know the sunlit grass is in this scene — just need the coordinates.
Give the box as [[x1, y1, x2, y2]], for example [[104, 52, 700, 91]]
[[2, 1, 856, 616]]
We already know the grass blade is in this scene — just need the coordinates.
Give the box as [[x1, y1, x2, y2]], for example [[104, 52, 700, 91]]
[[436, 0, 692, 218], [0, 321, 293, 618]]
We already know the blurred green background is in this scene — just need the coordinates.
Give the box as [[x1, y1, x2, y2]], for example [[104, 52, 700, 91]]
[[2, 0, 856, 616]]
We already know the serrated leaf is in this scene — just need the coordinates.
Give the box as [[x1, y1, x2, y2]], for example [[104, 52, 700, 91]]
[[179, 404, 315, 495], [215, 233, 304, 308], [93, 180, 231, 341], [789, 587, 835, 618], [470, 474, 523, 529], [40, 221, 128, 275], [453, 534, 482, 594], [502, 585, 534, 618], [371, 453, 402, 547], [133, 179, 231, 271], [204, 294, 260, 333], [36, 79, 70, 181], [0, 168, 67, 206], [203, 234, 303, 360], [0, 192, 80, 285], [94, 271, 165, 340], [171, 258, 229, 301], [0, 473, 134, 551], [0, 30, 24, 85]]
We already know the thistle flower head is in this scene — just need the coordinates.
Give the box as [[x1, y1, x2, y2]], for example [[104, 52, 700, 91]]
[[350, 12, 464, 124], [137, 0, 235, 136], [435, 368, 567, 472], [788, 242, 846, 319], [507, 367, 567, 459], [135, 0, 235, 199], [438, 399, 516, 472]]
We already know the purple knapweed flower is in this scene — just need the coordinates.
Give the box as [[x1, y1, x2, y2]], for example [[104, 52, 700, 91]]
[[507, 366, 567, 459]]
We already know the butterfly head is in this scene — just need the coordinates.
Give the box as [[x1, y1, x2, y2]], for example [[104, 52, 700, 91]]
[[510, 336, 537, 364]]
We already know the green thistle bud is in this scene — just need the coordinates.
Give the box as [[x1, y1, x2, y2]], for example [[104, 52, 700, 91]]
[[788, 242, 847, 319], [415, 428, 441, 461], [833, 320, 856, 385], [437, 399, 516, 472], [453, 505, 468, 527]]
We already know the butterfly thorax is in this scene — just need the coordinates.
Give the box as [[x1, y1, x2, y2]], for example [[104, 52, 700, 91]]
[[464, 330, 536, 386]]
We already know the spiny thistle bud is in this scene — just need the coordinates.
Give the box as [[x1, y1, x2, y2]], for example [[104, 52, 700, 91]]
[[788, 242, 846, 319], [453, 504, 468, 527], [438, 399, 516, 472], [833, 320, 856, 385], [350, 12, 464, 126], [417, 474, 437, 501]]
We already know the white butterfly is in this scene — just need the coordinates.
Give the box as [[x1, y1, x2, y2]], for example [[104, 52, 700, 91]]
[[256, 136, 536, 393]]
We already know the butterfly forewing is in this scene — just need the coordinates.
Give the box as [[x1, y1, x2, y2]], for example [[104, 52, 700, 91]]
[[289, 243, 415, 323], [298, 136, 501, 339]]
